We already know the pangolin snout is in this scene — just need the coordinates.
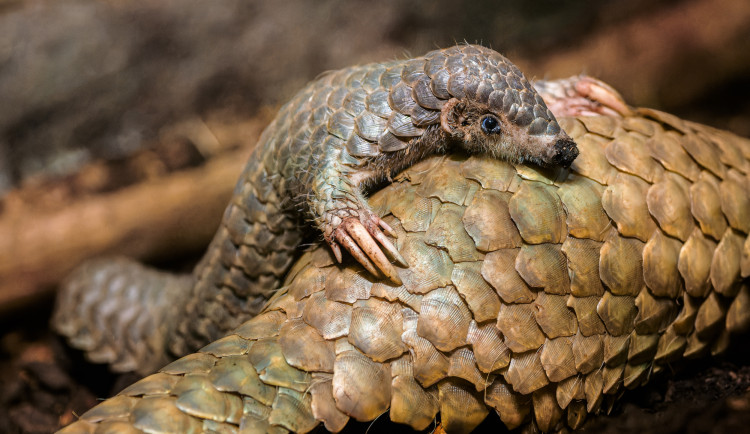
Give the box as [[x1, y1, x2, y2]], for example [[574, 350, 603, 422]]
[[550, 138, 579, 168]]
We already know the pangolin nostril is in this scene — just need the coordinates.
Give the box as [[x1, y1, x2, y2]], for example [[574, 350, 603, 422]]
[[552, 138, 579, 167]]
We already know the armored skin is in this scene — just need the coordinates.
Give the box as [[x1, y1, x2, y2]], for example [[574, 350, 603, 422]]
[[57, 88, 750, 432], [53, 48, 750, 432]]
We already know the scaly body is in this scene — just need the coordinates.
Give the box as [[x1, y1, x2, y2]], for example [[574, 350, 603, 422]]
[[58, 92, 750, 432], [103, 45, 576, 358]]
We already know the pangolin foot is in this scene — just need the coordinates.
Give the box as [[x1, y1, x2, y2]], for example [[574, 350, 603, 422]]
[[328, 213, 407, 285]]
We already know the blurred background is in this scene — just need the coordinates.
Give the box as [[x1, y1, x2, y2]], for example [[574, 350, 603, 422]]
[[1, 0, 749, 432], [2, 0, 749, 192]]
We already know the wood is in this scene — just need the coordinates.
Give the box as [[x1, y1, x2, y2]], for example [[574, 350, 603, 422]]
[[0, 148, 250, 313], [519, 0, 750, 110]]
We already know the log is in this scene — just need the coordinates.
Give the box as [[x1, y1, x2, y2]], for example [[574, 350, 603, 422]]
[[519, 0, 750, 110], [0, 148, 250, 313]]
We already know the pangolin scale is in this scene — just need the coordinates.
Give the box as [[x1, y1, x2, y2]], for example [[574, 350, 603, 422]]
[[54, 48, 750, 433]]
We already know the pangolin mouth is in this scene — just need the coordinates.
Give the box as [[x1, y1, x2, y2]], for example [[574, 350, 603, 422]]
[[550, 138, 579, 168]]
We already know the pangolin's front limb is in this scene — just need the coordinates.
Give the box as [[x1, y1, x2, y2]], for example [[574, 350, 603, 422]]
[[58, 102, 750, 433]]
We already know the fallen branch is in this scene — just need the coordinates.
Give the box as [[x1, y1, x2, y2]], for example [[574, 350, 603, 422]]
[[0, 148, 250, 313]]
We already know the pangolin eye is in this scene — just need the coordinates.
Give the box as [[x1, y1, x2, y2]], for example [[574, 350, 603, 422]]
[[480, 115, 502, 134]]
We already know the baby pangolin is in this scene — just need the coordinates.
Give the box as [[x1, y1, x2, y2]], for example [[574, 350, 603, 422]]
[[175, 44, 580, 354], [291, 45, 577, 280], [57, 45, 580, 359]]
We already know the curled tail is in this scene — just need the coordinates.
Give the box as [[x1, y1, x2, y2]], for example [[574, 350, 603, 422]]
[[52, 257, 193, 375], [54, 158, 304, 370]]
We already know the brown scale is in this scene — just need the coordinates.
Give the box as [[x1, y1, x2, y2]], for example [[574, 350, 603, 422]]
[[451, 262, 502, 322], [58, 75, 750, 434]]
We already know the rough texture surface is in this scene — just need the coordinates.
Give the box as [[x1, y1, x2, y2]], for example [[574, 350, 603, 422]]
[[58, 104, 750, 432], [54, 44, 578, 372]]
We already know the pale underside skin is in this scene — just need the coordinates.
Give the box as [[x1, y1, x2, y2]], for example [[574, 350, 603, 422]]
[[56, 77, 750, 433]]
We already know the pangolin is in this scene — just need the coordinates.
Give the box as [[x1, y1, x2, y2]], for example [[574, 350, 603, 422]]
[[54, 44, 578, 365], [54, 50, 750, 432]]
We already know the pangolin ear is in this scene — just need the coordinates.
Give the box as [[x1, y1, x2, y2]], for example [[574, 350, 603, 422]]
[[440, 98, 464, 136]]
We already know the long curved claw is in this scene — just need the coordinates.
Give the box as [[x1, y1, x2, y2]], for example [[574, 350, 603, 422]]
[[344, 220, 403, 285], [331, 217, 406, 285], [370, 224, 408, 267], [329, 241, 343, 263], [535, 75, 631, 119], [377, 219, 397, 237], [333, 226, 380, 277]]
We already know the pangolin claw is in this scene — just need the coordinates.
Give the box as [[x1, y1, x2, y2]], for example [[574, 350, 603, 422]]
[[331, 217, 404, 285], [374, 218, 408, 267], [574, 75, 631, 116]]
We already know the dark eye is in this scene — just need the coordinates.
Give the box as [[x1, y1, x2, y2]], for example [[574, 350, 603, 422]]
[[481, 115, 501, 134]]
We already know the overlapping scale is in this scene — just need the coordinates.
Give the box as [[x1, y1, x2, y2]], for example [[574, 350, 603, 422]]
[[646, 130, 701, 181], [463, 189, 522, 251], [541, 337, 577, 382], [710, 229, 744, 297], [505, 350, 549, 395], [567, 295, 607, 336], [417, 286, 472, 352], [509, 182, 567, 244], [466, 320, 510, 373], [557, 175, 611, 241], [605, 131, 664, 182], [460, 155, 517, 191], [646, 174, 695, 241], [397, 233, 453, 294], [438, 379, 489, 432], [720, 170, 750, 233], [534, 292, 578, 338], [643, 230, 683, 298], [451, 262, 501, 322], [278, 318, 335, 372], [497, 303, 546, 353], [530, 386, 561, 431], [678, 229, 716, 298], [62, 102, 750, 433], [569, 133, 618, 185], [389, 354, 439, 430], [412, 75, 444, 110], [483, 381, 528, 430], [579, 115, 617, 137], [690, 172, 728, 240], [348, 298, 406, 362], [309, 374, 349, 432], [332, 341, 392, 421], [682, 133, 727, 179], [562, 237, 605, 297], [482, 248, 536, 303], [599, 230, 645, 296], [415, 157, 473, 205], [424, 203, 484, 262], [602, 172, 657, 241], [516, 244, 570, 295], [558, 378, 584, 411]]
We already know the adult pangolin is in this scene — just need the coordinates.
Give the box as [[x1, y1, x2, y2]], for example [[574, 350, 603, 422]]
[[54, 46, 750, 432]]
